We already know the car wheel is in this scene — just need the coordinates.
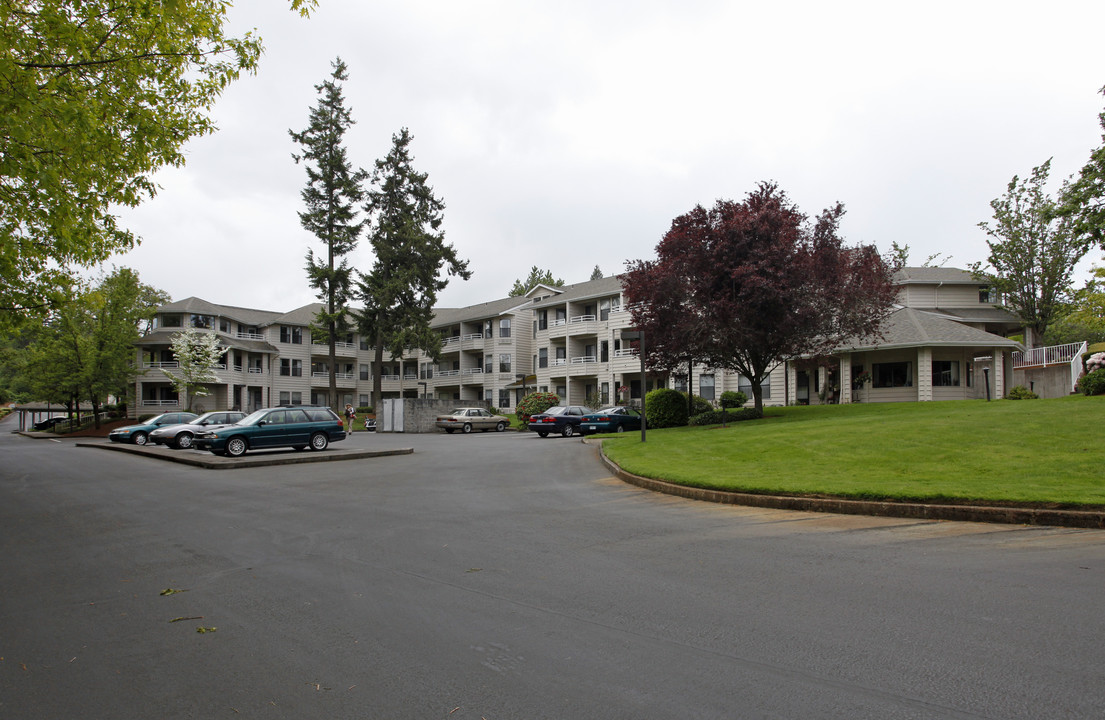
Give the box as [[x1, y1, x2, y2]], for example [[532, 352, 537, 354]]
[[444, 428, 454, 434], [310, 432, 329, 451], [538, 431, 549, 438], [133, 431, 148, 446], [562, 424, 575, 438], [225, 436, 247, 457], [495, 421, 506, 432], [175, 432, 194, 449], [462, 423, 473, 434], [616, 425, 625, 433]]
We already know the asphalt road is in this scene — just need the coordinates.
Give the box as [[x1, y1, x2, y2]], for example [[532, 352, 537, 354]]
[[2, 421, 1105, 719]]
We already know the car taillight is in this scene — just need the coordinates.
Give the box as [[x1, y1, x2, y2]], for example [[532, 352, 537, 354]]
[[542, 417, 555, 422], [598, 416, 610, 421]]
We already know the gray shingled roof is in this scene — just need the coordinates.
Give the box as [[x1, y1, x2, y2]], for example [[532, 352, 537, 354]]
[[927, 306, 1023, 325], [892, 267, 977, 285], [840, 307, 1023, 352], [431, 295, 533, 328], [159, 297, 283, 327], [137, 328, 280, 354], [529, 275, 625, 309]]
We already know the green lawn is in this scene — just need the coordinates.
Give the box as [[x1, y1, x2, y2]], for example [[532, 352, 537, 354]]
[[600, 396, 1105, 508]]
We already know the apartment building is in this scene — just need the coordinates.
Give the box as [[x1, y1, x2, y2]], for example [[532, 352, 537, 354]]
[[127, 268, 1024, 417]]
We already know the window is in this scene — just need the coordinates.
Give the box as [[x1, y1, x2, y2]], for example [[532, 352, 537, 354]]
[[280, 326, 303, 344], [738, 373, 771, 399], [600, 341, 608, 362], [600, 298, 611, 321], [280, 359, 302, 377], [556, 385, 566, 398], [291, 392, 302, 405], [484, 355, 493, 374], [279, 391, 290, 405], [219, 319, 231, 333], [499, 318, 511, 337], [538, 310, 548, 331], [359, 394, 369, 407], [873, 362, 912, 388], [162, 314, 182, 328], [979, 286, 991, 303], [191, 314, 212, 329], [499, 354, 511, 373], [699, 374, 715, 401], [601, 382, 610, 404], [360, 364, 370, 381], [499, 389, 510, 408], [539, 348, 548, 368], [932, 360, 960, 387], [673, 375, 687, 393], [360, 338, 370, 351]]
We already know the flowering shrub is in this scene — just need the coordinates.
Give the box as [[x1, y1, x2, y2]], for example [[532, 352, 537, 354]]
[[1077, 369, 1105, 396], [516, 392, 559, 426], [1086, 352, 1105, 374]]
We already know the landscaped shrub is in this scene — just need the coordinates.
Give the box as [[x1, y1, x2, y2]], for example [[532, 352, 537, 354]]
[[516, 392, 559, 426], [356, 406, 374, 415], [1006, 385, 1039, 400], [689, 407, 763, 425], [685, 393, 713, 415], [1077, 369, 1105, 396], [719, 390, 747, 409], [645, 388, 689, 429], [1085, 352, 1105, 374]]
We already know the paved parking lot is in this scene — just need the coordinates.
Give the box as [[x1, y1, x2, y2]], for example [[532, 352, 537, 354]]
[[4, 423, 1105, 718]]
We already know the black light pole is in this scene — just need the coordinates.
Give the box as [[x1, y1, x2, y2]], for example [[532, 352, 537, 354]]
[[983, 367, 991, 401], [639, 329, 647, 443]]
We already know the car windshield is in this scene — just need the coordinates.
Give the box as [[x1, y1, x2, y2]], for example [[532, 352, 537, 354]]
[[236, 409, 270, 426], [596, 407, 622, 414], [190, 412, 220, 424], [145, 413, 171, 424], [543, 407, 566, 415]]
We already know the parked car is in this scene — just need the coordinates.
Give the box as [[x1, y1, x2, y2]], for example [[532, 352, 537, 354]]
[[193, 405, 346, 457], [32, 416, 68, 431], [108, 412, 199, 445], [527, 405, 590, 438], [149, 410, 247, 449], [580, 406, 642, 435], [435, 407, 509, 434]]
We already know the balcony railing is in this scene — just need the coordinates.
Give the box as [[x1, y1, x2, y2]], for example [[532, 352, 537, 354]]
[[465, 368, 484, 375], [461, 333, 483, 342], [312, 371, 355, 380], [571, 356, 598, 364], [141, 399, 180, 406], [437, 369, 460, 377], [613, 348, 638, 358], [1012, 342, 1085, 368], [550, 358, 567, 366], [143, 361, 179, 369], [551, 318, 567, 327], [237, 332, 265, 340], [442, 336, 462, 347], [569, 315, 597, 324]]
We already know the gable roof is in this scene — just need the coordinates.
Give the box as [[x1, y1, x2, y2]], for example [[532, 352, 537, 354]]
[[431, 295, 532, 328], [892, 267, 978, 285], [529, 275, 625, 309], [840, 307, 1023, 352], [159, 297, 283, 327]]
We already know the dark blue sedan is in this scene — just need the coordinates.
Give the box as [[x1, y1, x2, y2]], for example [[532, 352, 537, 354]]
[[527, 405, 590, 438], [580, 406, 642, 435]]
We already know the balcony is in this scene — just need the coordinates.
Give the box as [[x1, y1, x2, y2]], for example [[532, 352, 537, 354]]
[[237, 331, 265, 341], [571, 356, 598, 364]]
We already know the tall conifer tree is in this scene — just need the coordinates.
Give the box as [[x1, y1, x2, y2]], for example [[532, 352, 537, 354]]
[[357, 128, 471, 410], [290, 57, 368, 411]]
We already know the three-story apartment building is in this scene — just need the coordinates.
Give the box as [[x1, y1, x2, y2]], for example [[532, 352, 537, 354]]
[[127, 268, 1024, 417]]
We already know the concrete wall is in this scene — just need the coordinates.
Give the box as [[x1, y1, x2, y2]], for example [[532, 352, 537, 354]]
[[378, 398, 491, 433], [1013, 366, 1076, 399]]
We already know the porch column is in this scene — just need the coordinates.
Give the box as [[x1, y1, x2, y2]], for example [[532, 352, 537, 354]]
[[786, 362, 798, 406], [840, 354, 853, 404], [917, 347, 933, 401], [993, 348, 1006, 398]]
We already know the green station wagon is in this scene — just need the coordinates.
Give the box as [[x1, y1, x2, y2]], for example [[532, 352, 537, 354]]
[[193, 406, 346, 457]]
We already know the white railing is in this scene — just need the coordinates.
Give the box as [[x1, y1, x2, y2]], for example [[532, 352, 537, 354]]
[[237, 332, 264, 340], [141, 399, 180, 406], [1012, 342, 1086, 368], [247, 367, 263, 374], [232, 364, 243, 372], [437, 369, 460, 377], [571, 356, 597, 364], [144, 361, 179, 369], [551, 318, 567, 327], [404, 374, 418, 380], [380, 374, 401, 381], [1071, 341, 1089, 391], [610, 305, 625, 313], [443, 336, 461, 346], [465, 368, 484, 375], [551, 358, 567, 366], [613, 348, 638, 358], [461, 333, 483, 341], [311, 371, 355, 380], [569, 315, 597, 324]]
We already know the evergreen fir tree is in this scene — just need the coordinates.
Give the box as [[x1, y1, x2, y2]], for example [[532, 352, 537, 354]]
[[290, 57, 368, 411], [356, 128, 471, 410]]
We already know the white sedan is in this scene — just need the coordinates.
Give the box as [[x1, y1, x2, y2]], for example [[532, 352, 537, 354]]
[[435, 408, 509, 434]]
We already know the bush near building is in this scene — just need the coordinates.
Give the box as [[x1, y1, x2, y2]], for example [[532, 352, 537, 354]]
[[1077, 369, 1105, 396], [516, 392, 560, 426], [645, 388, 689, 429]]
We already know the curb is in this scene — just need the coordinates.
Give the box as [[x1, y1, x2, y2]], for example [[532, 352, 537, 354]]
[[76, 440, 413, 470], [592, 442, 1105, 530]]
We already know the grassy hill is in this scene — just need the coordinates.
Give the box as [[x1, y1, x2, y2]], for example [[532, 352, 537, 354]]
[[600, 395, 1105, 508]]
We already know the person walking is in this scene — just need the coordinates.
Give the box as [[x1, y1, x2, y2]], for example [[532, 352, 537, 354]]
[[344, 403, 356, 433]]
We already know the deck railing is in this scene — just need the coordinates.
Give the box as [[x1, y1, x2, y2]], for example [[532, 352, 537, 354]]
[[1012, 342, 1086, 368]]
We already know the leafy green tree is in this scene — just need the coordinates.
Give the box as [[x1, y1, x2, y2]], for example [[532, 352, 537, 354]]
[[0, 0, 315, 329], [1044, 264, 1105, 346], [508, 267, 564, 296], [1061, 85, 1105, 248], [356, 128, 471, 410], [290, 57, 368, 411], [167, 328, 223, 412], [972, 159, 1091, 346]]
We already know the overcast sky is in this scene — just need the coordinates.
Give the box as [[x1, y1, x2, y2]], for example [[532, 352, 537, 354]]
[[111, 0, 1105, 312]]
